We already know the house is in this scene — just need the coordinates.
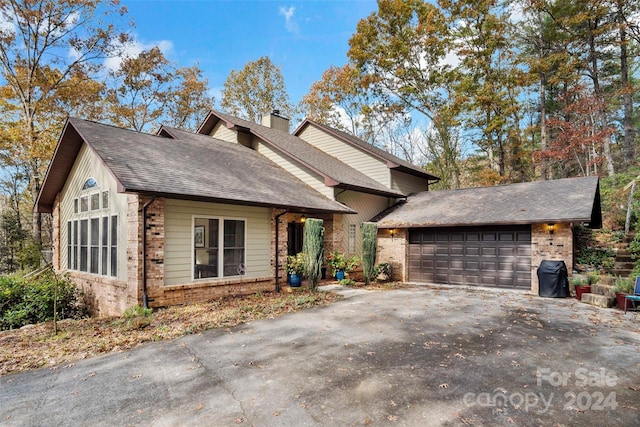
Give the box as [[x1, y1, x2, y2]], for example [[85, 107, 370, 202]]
[[374, 176, 602, 294], [35, 111, 437, 316]]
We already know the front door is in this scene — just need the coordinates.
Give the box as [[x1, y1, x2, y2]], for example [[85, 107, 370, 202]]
[[288, 222, 304, 256]]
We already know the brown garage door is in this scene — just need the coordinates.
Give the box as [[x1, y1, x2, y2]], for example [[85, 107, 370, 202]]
[[408, 225, 531, 289]]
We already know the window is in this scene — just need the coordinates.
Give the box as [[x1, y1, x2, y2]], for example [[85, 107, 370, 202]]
[[90, 193, 100, 210], [72, 220, 78, 270], [110, 215, 118, 277], [67, 221, 72, 269], [348, 223, 357, 254], [194, 217, 245, 280], [102, 191, 109, 209], [101, 217, 108, 276], [224, 220, 245, 276], [90, 218, 99, 273], [80, 196, 89, 212], [67, 177, 115, 277], [80, 219, 88, 272], [82, 178, 98, 190]]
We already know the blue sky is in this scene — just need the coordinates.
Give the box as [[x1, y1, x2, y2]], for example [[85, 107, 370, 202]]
[[120, 0, 378, 105]]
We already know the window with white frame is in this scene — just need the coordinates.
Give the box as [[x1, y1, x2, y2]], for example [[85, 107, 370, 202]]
[[348, 223, 357, 254], [193, 217, 245, 280], [66, 178, 117, 277]]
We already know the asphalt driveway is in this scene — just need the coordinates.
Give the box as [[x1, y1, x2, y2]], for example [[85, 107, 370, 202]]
[[1, 285, 639, 426]]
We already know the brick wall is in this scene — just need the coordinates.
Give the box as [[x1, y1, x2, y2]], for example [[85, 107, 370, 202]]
[[51, 194, 61, 270], [376, 228, 408, 282], [530, 222, 574, 295]]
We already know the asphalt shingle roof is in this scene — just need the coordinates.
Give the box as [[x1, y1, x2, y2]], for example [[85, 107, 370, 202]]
[[205, 111, 405, 198], [375, 176, 601, 228], [36, 118, 354, 214]]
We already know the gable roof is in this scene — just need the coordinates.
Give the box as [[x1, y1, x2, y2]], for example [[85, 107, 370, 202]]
[[375, 176, 602, 228], [35, 118, 355, 214], [294, 119, 439, 182], [198, 111, 405, 198]]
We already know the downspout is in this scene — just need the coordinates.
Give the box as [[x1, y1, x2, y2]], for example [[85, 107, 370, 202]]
[[274, 210, 289, 292], [140, 196, 157, 309]]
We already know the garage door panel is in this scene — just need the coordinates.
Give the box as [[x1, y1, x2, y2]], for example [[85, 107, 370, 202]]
[[409, 225, 531, 289]]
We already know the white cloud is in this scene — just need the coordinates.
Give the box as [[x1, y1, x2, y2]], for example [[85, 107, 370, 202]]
[[279, 6, 299, 35], [103, 35, 174, 71]]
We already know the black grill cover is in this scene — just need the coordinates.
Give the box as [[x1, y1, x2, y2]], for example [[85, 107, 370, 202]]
[[537, 260, 569, 298]]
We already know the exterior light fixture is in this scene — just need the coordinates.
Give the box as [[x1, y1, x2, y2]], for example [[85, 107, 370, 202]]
[[547, 223, 555, 235], [390, 229, 396, 240], [300, 216, 306, 223]]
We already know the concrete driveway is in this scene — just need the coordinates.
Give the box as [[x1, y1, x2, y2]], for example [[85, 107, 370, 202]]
[[1, 285, 639, 426]]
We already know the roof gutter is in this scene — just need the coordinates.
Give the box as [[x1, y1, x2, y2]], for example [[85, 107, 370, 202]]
[[140, 196, 157, 309]]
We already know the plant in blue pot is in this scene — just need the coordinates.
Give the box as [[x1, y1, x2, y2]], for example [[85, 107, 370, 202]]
[[327, 250, 359, 282], [286, 253, 306, 287]]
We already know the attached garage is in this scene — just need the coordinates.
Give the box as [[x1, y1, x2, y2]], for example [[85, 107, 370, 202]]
[[375, 177, 603, 293], [408, 226, 531, 289]]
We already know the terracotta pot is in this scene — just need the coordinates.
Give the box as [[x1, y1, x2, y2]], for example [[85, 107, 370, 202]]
[[615, 292, 632, 310], [575, 285, 591, 301]]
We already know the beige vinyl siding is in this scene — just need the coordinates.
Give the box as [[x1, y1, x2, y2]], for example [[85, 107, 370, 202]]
[[391, 170, 430, 195], [255, 138, 334, 199], [209, 121, 239, 143], [336, 190, 391, 256], [59, 144, 128, 280], [298, 125, 390, 187], [164, 199, 271, 286]]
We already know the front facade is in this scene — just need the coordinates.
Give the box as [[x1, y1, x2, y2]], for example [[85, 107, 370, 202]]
[[37, 112, 436, 316]]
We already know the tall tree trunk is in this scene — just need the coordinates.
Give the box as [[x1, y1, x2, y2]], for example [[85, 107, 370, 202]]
[[539, 75, 548, 180], [618, 3, 635, 163], [588, 26, 614, 176]]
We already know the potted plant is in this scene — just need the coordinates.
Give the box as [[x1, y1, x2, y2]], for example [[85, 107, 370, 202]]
[[375, 263, 393, 282], [327, 250, 359, 281], [614, 277, 634, 311], [572, 276, 591, 301], [286, 253, 306, 287]]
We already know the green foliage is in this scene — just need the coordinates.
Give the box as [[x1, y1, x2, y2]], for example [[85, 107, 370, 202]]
[[574, 226, 616, 272], [326, 250, 359, 276], [123, 305, 153, 319], [587, 272, 601, 285], [374, 263, 393, 281], [338, 278, 356, 286], [121, 305, 153, 330], [220, 56, 296, 124], [570, 276, 586, 286], [302, 218, 324, 291], [614, 277, 634, 294], [361, 222, 378, 285], [0, 271, 85, 330], [286, 252, 306, 275]]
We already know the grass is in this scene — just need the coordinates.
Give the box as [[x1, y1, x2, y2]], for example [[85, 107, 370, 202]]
[[0, 289, 341, 376]]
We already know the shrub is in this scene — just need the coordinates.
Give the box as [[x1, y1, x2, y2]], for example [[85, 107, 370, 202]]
[[361, 222, 377, 285], [0, 270, 85, 330], [614, 277, 634, 294], [302, 218, 324, 291]]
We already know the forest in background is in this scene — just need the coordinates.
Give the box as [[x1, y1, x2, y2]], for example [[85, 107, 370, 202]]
[[0, 0, 639, 273]]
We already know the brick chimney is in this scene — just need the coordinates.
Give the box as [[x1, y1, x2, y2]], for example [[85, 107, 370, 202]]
[[261, 110, 290, 133]]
